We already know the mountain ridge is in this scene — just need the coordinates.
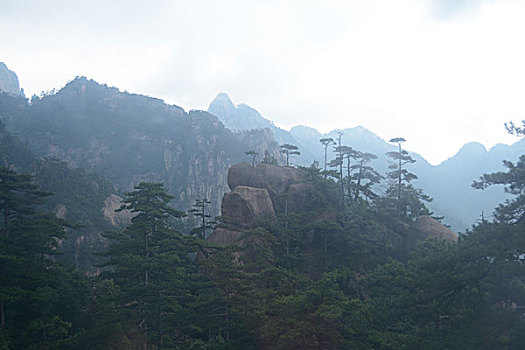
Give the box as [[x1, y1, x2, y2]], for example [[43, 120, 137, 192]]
[[205, 93, 524, 231]]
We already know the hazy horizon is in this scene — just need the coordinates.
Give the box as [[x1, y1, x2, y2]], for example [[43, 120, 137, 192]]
[[2, 0, 524, 164]]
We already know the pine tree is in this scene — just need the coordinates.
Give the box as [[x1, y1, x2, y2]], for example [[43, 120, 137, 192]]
[[280, 144, 300, 166], [0, 168, 83, 349], [351, 152, 382, 201], [101, 182, 194, 349], [319, 138, 335, 178], [245, 150, 259, 167], [189, 198, 215, 239], [385, 138, 431, 218]]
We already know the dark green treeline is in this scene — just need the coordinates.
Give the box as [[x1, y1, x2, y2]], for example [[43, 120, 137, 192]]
[[1, 156, 524, 349]]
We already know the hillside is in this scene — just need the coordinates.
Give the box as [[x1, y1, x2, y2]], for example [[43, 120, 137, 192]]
[[0, 110, 120, 271], [208, 93, 317, 165], [0, 78, 282, 218], [206, 97, 524, 231]]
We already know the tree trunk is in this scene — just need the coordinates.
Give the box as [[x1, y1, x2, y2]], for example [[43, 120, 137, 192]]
[[355, 163, 363, 201], [323, 145, 328, 178], [398, 143, 402, 203], [4, 205, 8, 237]]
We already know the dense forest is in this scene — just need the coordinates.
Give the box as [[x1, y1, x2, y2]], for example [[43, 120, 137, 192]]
[[1, 118, 524, 349]]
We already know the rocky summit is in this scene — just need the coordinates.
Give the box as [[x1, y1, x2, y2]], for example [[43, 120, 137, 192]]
[[0, 62, 24, 97]]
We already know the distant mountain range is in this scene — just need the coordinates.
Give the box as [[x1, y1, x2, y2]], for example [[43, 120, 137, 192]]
[[1, 62, 523, 233], [207, 93, 525, 231]]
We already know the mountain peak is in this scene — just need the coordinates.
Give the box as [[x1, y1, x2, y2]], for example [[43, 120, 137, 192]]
[[211, 92, 234, 106], [215, 92, 232, 100], [208, 93, 236, 119], [458, 142, 487, 155], [0, 62, 24, 97]]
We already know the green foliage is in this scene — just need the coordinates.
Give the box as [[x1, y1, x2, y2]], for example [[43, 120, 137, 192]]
[[0, 168, 90, 349], [360, 221, 525, 349], [244, 150, 259, 167], [0, 120, 36, 172], [261, 149, 278, 165], [34, 157, 115, 271], [100, 182, 219, 349], [280, 143, 300, 166], [189, 198, 215, 239], [351, 152, 382, 201], [384, 137, 432, 219], [473, 154, 525, 222]]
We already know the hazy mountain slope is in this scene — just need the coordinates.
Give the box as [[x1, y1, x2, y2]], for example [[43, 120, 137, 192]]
[[293, 124, 525, 231], [205, 93, 519, 232], [1, 78, 281, 217], [207, 93, 520, 231], [0, 62, 24, 97], [208, 93, 316, 165], [0, 106, 36, 172], [290, 123, 525, 231], [0, 102, 117, 272], [416, 141, 525, 231]]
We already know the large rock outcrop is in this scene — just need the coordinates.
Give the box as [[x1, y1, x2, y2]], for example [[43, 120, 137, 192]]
[[227, 163, 316, 212], [208, 163, 336, 246], [228, 163, 301, 193], [222, 185, 275, 229], [406, 215, 458, 251]]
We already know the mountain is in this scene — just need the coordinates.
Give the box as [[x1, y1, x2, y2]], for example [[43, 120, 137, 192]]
[[0, 62, 24, 97], [0, 77, 282, 219], [0, 78, 287, 270], [207, 94, 525, 231], [208, 92, 274, 131], [290, 124, 525, 231], [416, 140, 525, 231], [208, 93, 317, 165], [0, 112, 119, 272], [2, 70, 522, 237], [292, 126, 525, 231]]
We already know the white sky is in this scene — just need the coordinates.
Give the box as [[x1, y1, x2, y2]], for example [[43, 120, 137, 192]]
[[1, 0, 524, 165]]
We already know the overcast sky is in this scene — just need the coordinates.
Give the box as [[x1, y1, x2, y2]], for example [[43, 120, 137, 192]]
[[2, 0, 525, 164]]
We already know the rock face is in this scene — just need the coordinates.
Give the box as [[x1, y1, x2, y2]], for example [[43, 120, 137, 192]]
[[208, 227, 244, 246], [406, 215, 458, 251], [103, 194, 134, 226], [227, 163, 305, 211], [208, 163, 336, 246], [207, 93, 317, 165], [0, 63, 24, 97], [0, 77, 282, 218], [222, 186, 275, 229]]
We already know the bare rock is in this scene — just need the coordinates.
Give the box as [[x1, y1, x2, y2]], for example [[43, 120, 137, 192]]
[[228, 163, 301, 193], [102, 194, 134, 226], [222, 185, 275, 228], [407, 215, 458, 251], [55, 204, 68, 219], [207, 227, 245, 246]]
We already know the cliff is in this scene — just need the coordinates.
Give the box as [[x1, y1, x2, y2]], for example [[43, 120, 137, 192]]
[[0, 77, 282, 219], [208, 163, 337, 246]]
